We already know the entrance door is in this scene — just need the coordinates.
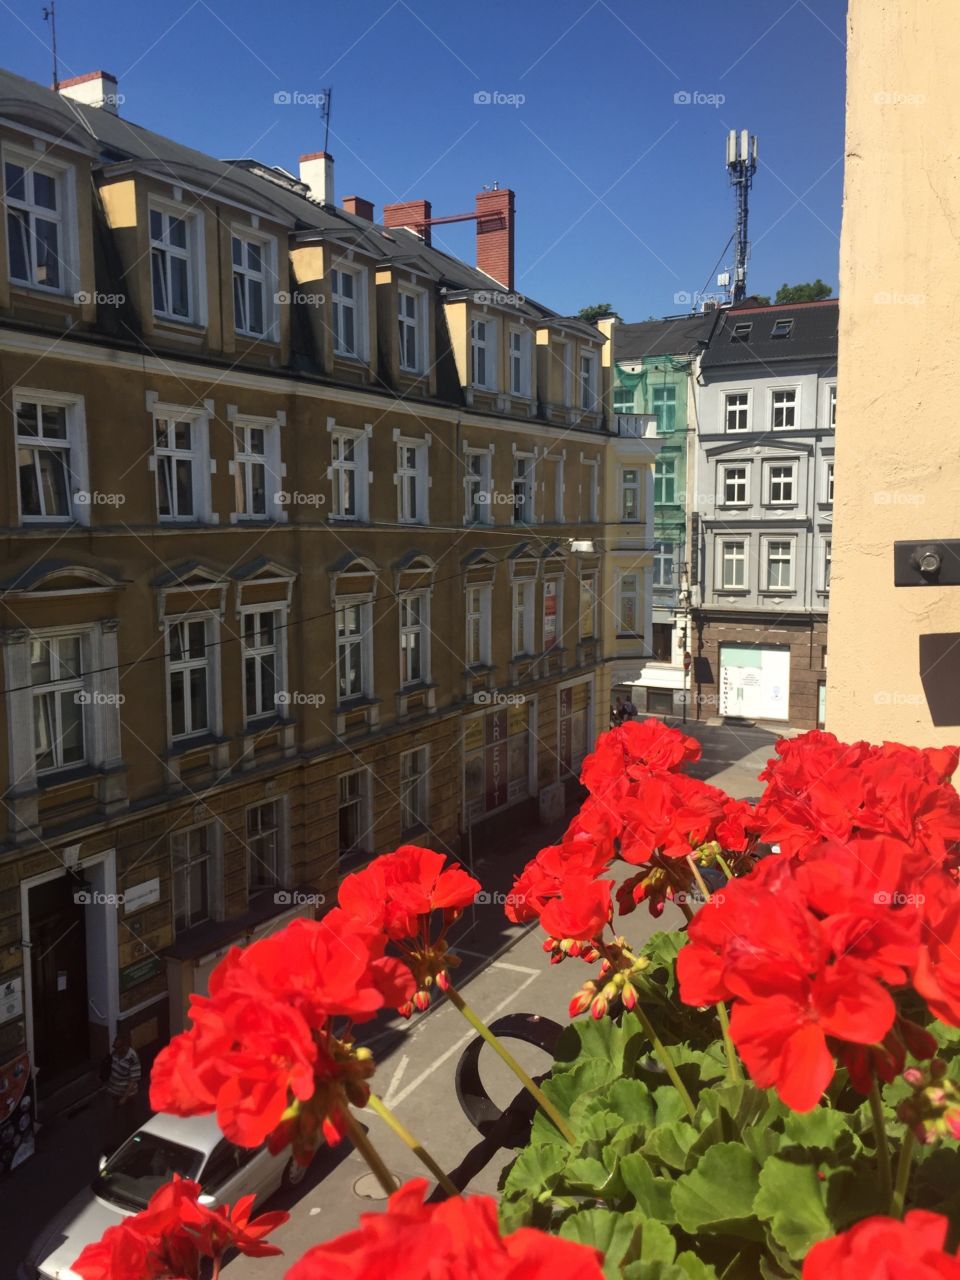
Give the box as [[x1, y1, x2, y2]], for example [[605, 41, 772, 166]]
[[719, 645, 791, 722], [28, 876, 90, 1092]]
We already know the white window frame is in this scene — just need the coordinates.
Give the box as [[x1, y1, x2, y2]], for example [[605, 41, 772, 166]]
[[561, 341, 574, 406], [466, 583, 492, 667], [620, 467, 642, 522], [579, 350, 598, 411], [331, 262, 367, 360], [724, 391, 750, 433], [149, 199, 203, 325], [654, 455, 676, 505], [399, 746, 430, 834], [720, 463, 748, 507], [246, 798, 287, 892], [579, 572, 599, 640], [824, 459, 835, 505], [29, 631, 87, 774], [464, 447, 493, 524], [335, 598, 373, 703], [828, 383, 837, 428], [763, 538, 796, 592], [513, 452, 535, 524], [543, 578, 562, 651], [338, 768, 371, 857], [821, 537, 832, 592], [771, 386, 799, 430], [719, 539, 748, 591], [396, 436, 429, 525], [653, 541, 675, 588], [165, 613, 219, 742], [471, 316, 497, 390], [613, 384, 634, 415], [172, 822, 220, 931], [151, 404, 211, 523], [241, 605, 286, 724], [231, 415, 283, 521], [582, 457, 599, 522], [231, 227, 277, 340], [508, 326, 532, 397], [398, 285, 426, 374], [512, 579, 536, 657], [328, 424, 369, 521], [651, 384, 677, 433], [617, 572, 641, 636], [3, 144, 78, 295], [764, 460, 798, 507], [399, 590, 430, 687], [14, 388, 89, 525]]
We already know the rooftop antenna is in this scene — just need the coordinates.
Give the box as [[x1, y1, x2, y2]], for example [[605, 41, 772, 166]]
[[725, 129, 758, 303], [322, 86, 332, 152], [42, 1, 60, 91]]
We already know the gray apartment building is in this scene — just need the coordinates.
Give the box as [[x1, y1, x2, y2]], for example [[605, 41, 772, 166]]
[[690, 299, 838, 729]]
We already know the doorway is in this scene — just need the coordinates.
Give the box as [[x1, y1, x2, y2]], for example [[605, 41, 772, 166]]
[[28, 875, 90, 1094]]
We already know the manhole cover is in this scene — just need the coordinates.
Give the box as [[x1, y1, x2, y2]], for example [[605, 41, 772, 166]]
[[353, 1171, 396, 1200]]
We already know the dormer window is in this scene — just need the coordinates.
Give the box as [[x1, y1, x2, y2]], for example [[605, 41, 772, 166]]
[[730, 321, 753, 342], [579, 351, 597, 411], [232, 231, 275, 338], [151, 205, 200, 323], [398, 286, 424, 373], [509, 328, 531, 396], [331, 264, 366, 359], [770, 318, 794, 339], [471, 317, 497, 389], [4, 150, 75, 293]]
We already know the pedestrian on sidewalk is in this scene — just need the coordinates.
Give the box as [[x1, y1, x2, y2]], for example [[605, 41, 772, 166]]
[[100, 1032, 141, 1155]]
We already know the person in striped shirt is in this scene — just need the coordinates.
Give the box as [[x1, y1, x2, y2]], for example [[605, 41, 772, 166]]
[[101, 1032, 141, 1152]]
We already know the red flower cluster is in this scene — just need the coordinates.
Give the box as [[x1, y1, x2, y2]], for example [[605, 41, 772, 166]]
[[802, 1211, 960, 1279], [151, 910, 414, 1150], [72, 1175, 286, 1280], [286, 1177, 604, 1280]]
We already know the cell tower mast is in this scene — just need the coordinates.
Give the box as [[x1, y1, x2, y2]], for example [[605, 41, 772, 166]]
[[725, 129, 758, 303]]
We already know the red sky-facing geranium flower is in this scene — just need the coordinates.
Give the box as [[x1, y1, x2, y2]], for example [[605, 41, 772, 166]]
[[339, 845, 480, 940], [914, 893, 960, 1027], [802, 1210, 960, 1279], [538, 877, 613, 942], [505, 835, 613, 925], [285, 1177, 604, 1280]]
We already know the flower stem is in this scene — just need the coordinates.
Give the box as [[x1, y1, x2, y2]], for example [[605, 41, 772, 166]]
[[890, 1129, 918, 1218], [342, 1108, 397, 1197], [367, 1092, 460, 1198], [443, 981, 577, 1143], [715, 853, 735, 881], [632, 1004, 698, 1121], [868, 1079, 892, 1205], [714, 999, 743, 1083]]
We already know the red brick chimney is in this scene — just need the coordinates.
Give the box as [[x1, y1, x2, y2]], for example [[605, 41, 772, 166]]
[[475, 187, 515, 292], [342, 195, 375, 221], [382, 199, 432, 245]]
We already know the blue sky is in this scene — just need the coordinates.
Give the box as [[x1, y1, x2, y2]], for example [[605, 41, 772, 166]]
[[2, 0, 846, 317]]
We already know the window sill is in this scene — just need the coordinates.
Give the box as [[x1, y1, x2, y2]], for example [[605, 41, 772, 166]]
[[152, 314, 205, 332], [165, 731, 229, 760], [335, 694, 380, 714], [717, 588, 750, 595], [758, 589, 797, 597], [10, 280, 79, 302], [36, 762, 100, 791]]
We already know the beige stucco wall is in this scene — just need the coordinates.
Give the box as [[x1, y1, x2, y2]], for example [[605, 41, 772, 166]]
[[826, 0, 960, 746]]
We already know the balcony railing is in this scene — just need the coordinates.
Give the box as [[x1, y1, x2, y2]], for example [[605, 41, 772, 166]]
[[614, 413, 659, 438]]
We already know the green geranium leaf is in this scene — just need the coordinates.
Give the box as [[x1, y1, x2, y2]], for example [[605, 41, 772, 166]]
[[621, 1150, 676, 1221], [554, 1011, 647, 1072], [823, 1161, 888, 1229], [643, 1118, 699, 1171], [782, 1107, 854, 1153], [531, 1057, 620, 1144], [558, 1207, 644, 1278], [564, 1155, 616, 1195], [501, 1141, 567, 1202], [754, 1156, 833, 1260], [672, 1142, 764, 1238]]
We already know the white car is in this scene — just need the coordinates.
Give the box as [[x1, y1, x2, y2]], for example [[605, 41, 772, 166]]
[[19, 1110, 308, 1280]]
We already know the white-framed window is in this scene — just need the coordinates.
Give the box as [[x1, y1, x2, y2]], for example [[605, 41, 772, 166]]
[[765, 461, 797, 506], [464, 448, 492, 524], [719, 539, 748, 590], [822, 538, 832, 592], [654, 456, 676, 505], [331, 264, 365, 358], [513, 454, 535, 524], [466, 584, 492, 666], [725, 392, 750, 432], [613, 385, 634, 415], [172, 824, 216, 930], [579, 572, 598, 640], [720, 464, 748, 506], [579, 351, 598, 410], [398, 286, 425, 373], [651, 385, 677, 432], [338, 769, 371, 857], [397, 438, 429, 524], [15, 393, 86, 522], [824, 460, 834, 505], [166, 615, 216, 739], [247, 799, 285, 892], [621, 467, 642, 521], [153, 410, 209, 522], [561, 341, 574, 406], [399, 592, 429, 686], [232, 419, 283, 520], [764, 539, 795, 591], [336, 601, 371, 702], [509, 327, 531, 397], [471, 317, 497, 389], [543, 579, 562, 650], [400, 746, 430, 833], [150, 203, 201, 323], [330, 428, 368, 520], [828, 384, 837, 428], [653, 540, 674, 588], [771, 387, 798, 430], [730, 321, 752, 343], [4, 148, 77, 294], [30, 633, 85, 773], [617, 572, 641, 635], [232, 230, 275, 339], [582, 457, 599, 522], [771, 318, 794, 339], [242, 608, 281, 723], [512, 579, 536, 656]]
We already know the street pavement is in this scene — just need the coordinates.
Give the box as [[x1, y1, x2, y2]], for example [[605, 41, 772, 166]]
[[8, 719, 788, 1278]]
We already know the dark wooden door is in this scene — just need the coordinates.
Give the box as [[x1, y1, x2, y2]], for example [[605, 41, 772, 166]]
[[29, 876, 89, 1090]]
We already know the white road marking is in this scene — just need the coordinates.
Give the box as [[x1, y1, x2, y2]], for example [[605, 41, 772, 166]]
[[382, 1054, 410, 1107]]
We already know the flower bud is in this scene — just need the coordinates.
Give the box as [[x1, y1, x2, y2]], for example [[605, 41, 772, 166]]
[[621, 982, 637, 1011], [590, 994, 607, 1020], [413, 989, 431, 1012], [436, 970, 451, 992], [568, 988, 594, 1017]]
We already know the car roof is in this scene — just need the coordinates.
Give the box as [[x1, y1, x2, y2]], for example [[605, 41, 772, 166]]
[[136, 1110, 227, 1157]]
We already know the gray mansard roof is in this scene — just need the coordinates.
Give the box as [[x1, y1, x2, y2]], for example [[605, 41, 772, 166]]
[[700, 299, 838, 370], [614, 312, 719, 362]]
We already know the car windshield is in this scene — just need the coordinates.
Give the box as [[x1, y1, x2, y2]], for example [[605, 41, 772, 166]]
[[93, 1131, 204, 1209]]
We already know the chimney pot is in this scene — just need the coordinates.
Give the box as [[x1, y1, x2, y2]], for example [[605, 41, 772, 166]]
[[343, 195, 375, 222], [475, 187, 515, 292], [58, 70, 121, 115], [299, 151, 334, 205], [382, 199, 432, 245]]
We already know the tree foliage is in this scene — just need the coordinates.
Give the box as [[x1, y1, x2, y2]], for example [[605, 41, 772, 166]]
[[774, 279, 833, 304]]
